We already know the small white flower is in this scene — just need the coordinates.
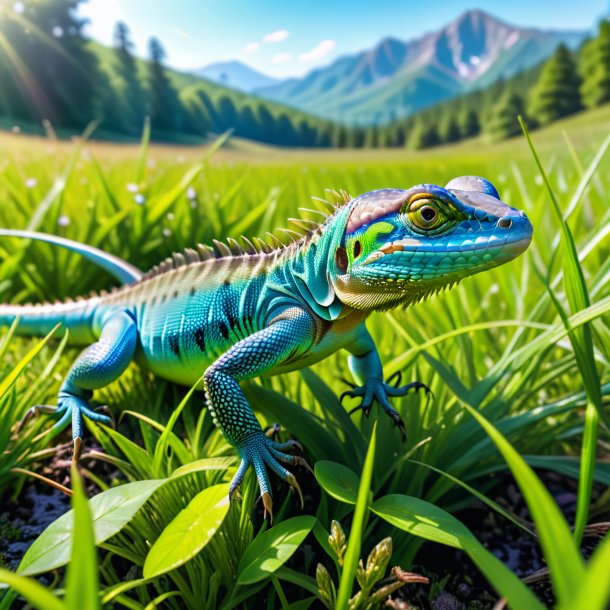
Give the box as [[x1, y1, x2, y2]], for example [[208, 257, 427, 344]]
[[11, 125, 20, 134], [126, 183, 139, 193], [57, 215, 70, 227], [162, 228, 172, 237], [25, 178, 37, 189], [52, 26, 63, 38], [535, 175, 543, 186], [134, 194, 145, 205], [186, 187, 197, 200], [167, 212, 175, 221], [12, 2, 25, 14]]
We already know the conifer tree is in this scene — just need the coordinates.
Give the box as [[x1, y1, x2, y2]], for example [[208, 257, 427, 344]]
[[113, 22, 146, 133], [528, 43, 581, 126], [147, 37, 181, 133], [459, 109, 480, 138], [487, 92, 524, 140], [579, 20, 610, 108]]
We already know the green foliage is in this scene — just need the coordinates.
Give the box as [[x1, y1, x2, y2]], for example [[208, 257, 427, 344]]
[[0, 111, 609, 608], [528, 44, 581, 125], [579, 20, 610, 109], [487, 92, 525, 140], [236, 516, 316, 585]]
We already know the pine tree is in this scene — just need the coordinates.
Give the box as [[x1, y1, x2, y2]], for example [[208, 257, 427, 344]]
[[579, 20, 610, 108], [147, 37, 181, 133], [407, 118, 439, 150], [113, 22, 146, 134], [528, 44, 581, 126], [459, 109, 480, 138], [487, 92, 524, 140], [439, 114, 461, 143]]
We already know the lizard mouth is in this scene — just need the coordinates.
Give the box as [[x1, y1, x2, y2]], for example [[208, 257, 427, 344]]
[[360, 234, 532, 266]]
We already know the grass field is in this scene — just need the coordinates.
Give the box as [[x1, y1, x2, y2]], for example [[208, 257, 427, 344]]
[[0, 106, 609, 609]]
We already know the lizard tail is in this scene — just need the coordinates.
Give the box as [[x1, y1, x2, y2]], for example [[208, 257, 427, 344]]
[[0, 229, 143, 285], [0, 230, 142, 343], [0, 298, 101, 345]]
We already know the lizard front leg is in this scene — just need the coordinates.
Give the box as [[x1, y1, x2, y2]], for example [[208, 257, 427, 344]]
[[342, 323, 428, 441], [23, 309, 137, 459], [203, 306, 315, 520]]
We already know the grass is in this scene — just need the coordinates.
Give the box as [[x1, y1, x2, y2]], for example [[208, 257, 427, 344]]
[[0, 104, 609, 608]]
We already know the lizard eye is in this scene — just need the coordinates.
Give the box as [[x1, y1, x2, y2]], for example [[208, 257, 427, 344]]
[[353, 240, 362, 258], [407, 199, 446, 231]]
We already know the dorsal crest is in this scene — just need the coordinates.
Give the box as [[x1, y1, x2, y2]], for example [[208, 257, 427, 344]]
[[139, 188, 352, 281]]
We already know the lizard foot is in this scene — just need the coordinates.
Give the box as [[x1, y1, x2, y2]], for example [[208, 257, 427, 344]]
[[229, 433, 310, 521], [23, 391, 113, 461], [341, 376, 430, 442]]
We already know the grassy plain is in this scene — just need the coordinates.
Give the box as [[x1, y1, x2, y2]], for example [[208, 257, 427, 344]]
[[0, 105, 609, 608]]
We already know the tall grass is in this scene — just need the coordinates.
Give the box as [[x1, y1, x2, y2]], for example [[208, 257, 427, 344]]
[[0, 113, 609, 608]]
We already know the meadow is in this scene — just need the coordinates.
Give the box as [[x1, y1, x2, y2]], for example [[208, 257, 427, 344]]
[[0, 104, 609, 609]]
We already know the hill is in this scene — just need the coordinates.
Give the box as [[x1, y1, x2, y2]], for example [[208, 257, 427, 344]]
[[256, 9, 585, 124], [192, 61, 281, 93]]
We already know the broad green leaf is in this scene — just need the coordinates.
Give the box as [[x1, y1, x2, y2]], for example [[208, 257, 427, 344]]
[[314, 461, 359, 505], [0, 569, 65, 610], [463, 403, 584, 605], [372, 494, 544, 610], [144, 483, 230, 577], [65, 464, 100, 610], [237, 516, 316, 585], [336, 421, 377, 610], [19, 479, 165, 576]]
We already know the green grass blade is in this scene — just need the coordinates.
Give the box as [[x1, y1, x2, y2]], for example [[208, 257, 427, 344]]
[[0, 324, 59, 399], [519, 116, 602, 544], [65, 464, 100, 610], [0, 569, 65, 610], [134, 117, 151, 184], [335, 421, 377, 610], [559, 533, 610, 610], [463, 403, 584, 605]]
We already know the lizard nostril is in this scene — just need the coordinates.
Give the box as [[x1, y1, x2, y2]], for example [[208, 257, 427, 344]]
[[498, 218, 512, 229]]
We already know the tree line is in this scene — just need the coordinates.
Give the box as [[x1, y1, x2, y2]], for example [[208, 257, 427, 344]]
[[0, 2, 608, 149], [368, 19, 610, 150], [0, 0, 338, 146]]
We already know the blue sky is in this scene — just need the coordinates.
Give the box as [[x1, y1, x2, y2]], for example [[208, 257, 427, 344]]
[[79, 0, 610, 78]]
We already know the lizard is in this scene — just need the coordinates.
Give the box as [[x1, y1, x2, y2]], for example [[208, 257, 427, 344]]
[[0, 175, 533, 518]]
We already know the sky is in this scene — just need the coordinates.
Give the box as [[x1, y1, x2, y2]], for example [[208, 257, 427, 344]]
[[78, 0, 610, 79]]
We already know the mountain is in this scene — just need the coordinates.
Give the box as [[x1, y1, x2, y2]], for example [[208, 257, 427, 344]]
[[256, 10, 586, 124], [193, 60, 281, 93]]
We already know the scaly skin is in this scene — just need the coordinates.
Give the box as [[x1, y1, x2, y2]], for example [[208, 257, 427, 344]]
[[0, 176, 533, 517]]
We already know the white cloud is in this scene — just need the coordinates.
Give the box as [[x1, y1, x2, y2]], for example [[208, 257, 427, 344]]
[[298, 39, 336, 63], [244, 42, 260, 53], [272, 53, 293, 64], [263, 30, 289, 43], [175, 28, 190, 38]]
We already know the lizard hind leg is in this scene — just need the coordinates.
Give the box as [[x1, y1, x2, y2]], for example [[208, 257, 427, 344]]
[[24, 309, 138, 460]]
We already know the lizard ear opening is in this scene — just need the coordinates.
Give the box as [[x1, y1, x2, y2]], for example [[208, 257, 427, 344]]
[[335, 246, 348, 273], [445, 176, 500, 199]]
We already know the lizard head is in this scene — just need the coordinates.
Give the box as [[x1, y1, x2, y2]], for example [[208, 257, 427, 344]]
[[331, 176, 533, 310]]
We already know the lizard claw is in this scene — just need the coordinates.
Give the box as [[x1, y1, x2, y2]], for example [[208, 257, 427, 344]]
[[230, 433, 310, 515], [73, 437, 83, 463], [262, 492, 273, 523], [286, 473, 304, 509]]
